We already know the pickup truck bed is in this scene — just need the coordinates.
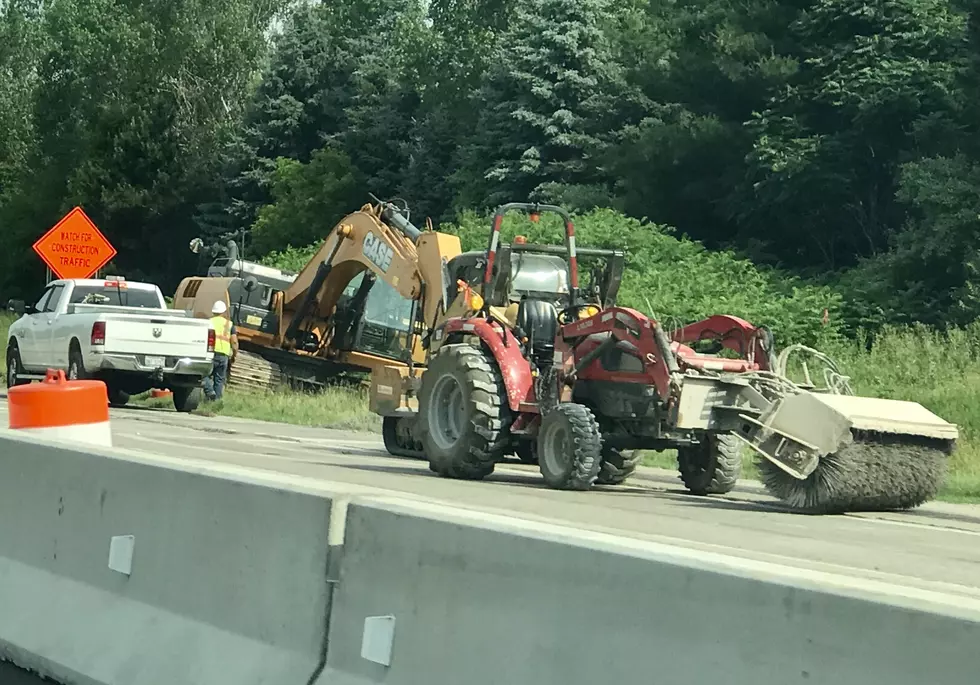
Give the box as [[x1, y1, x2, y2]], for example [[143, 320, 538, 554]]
[[6, 278, 216, 412]]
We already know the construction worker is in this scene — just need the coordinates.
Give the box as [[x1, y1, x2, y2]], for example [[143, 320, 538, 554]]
[[204, 300, 237, 401]]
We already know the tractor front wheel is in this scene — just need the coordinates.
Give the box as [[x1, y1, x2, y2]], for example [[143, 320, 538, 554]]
[[418, 343, 512, 480], [677, 432, 742, 495], [537, 403, 603, 490], [596, 447, 641, 486]]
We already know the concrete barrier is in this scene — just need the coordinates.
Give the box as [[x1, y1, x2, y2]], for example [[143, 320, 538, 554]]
[[319, 497, 980, 685], [0, 429, 338, 685], [2, 428, 980, 685]]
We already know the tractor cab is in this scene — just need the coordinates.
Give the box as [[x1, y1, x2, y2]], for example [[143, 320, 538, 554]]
[[448, 204, 627, 370]]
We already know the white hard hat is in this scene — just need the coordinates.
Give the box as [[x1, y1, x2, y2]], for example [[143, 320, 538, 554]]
[[212, 300, 227, 315]]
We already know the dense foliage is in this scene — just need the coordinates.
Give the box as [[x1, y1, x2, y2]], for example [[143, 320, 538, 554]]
[[3, 0, 980, 342]]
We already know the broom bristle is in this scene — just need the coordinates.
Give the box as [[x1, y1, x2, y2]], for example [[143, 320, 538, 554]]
[[757, 432, 950, 514]]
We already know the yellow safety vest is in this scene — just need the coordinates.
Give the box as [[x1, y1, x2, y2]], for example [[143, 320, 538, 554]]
[[210, 315, 233, 356]]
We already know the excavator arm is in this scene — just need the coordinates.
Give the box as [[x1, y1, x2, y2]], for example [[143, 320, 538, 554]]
[[278, 201, 462, 354]]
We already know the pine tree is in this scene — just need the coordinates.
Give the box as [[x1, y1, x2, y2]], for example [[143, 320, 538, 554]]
[[454, 0, 629, 210]]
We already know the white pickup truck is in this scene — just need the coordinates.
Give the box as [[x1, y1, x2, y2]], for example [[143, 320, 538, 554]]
[[6, 277, 215, 412]]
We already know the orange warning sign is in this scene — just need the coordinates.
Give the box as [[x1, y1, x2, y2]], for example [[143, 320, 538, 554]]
[[32, 207, 117, 280]]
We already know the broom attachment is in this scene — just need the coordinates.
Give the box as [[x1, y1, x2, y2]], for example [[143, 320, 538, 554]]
[[726, 345, 958, 513]]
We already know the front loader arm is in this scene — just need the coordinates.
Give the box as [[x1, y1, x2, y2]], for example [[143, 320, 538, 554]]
[[671, 314, 773, 371]]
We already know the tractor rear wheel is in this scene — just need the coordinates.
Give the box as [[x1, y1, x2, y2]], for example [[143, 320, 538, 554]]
[[537, 403, 603, 490], [418, 342, 512, 480], [677, 432, 742, 495], [596, 447, 641, 485]]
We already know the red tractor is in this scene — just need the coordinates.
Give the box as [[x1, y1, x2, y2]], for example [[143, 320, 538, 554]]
[[415, 203, 772, 493], [413, 203, 958, 513]]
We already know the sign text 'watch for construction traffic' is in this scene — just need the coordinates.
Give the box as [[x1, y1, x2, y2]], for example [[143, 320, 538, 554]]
[[32, 207, 117, 280]]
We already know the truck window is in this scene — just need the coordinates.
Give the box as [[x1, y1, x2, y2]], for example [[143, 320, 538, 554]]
[[69, 286, 161, 308], [33, 288, 54, 313], [43, 285, 65, 312]]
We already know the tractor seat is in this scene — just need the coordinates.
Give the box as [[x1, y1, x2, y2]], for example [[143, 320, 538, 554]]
[[670, 341, 759, 373], [516, 297, 559, 358]]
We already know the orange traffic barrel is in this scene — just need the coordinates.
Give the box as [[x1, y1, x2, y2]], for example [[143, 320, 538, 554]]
[[150, 389, 172, 398], [8, 369, 112, 447]]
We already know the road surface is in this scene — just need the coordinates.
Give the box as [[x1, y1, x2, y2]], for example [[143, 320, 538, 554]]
[[2, 398, 979, 600]]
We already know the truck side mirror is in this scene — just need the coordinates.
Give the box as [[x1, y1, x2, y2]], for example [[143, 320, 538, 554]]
[[7, 299, 26, 315]]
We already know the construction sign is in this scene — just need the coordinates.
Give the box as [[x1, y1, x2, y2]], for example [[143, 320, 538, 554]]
[[33, 207, 117, 280]]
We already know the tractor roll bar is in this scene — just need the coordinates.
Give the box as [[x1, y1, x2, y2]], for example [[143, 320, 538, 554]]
[[483, 202, 580, 306]]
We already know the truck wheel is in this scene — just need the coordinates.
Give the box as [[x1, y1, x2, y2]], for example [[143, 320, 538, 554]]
[[107, 387, 130, 406], [418, 343, 512, 480], [68, 344, 88, 381], [677, 432, 742, 495], [595, 447, 641, 485], [6, 345, 28, 388], [537, 403, 603, 490], [172, 387, 203, 413]]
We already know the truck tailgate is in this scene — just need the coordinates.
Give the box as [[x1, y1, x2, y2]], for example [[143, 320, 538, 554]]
[[104, 315, 210, 359]]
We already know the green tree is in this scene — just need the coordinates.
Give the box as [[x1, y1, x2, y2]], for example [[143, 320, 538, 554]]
[[221, 0, 425, 244], [736, 0, 969, 268], [453, 0, 635, 210], [3, 0, 285, 295], [249, 146, 362, 255]]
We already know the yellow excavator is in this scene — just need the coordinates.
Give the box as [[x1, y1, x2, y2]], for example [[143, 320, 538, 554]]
[[172, 195, 466, 404]]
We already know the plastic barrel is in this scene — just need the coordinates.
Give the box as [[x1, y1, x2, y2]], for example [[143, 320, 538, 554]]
[[8, 369, 112, 447]]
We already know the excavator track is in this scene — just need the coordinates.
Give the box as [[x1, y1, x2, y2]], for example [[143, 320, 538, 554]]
[[756, 431, 950, 514], [382, 415, 426, 460]]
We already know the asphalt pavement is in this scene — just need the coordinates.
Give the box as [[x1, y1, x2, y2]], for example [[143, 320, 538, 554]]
[[2, 398, 979, 600]]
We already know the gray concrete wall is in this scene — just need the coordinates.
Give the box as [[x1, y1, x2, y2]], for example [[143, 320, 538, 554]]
[[3, 429, 980, 685], [321, 497, 980, 685], [0, 430, 335, 685]]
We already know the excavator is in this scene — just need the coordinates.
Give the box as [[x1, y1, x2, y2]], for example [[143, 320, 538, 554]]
[[172, 195, 465, 400]]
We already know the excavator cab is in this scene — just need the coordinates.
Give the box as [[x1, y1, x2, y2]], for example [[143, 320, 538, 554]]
[[331, 271, 416, 363]]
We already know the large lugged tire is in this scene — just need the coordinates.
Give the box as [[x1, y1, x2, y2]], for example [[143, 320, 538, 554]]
[[537, 403, 603, 490], [595, 446, 641, 485], [418, 343, 512, 480], [677, 432, 742, 495]]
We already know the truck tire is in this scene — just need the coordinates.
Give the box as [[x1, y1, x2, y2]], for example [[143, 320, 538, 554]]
[[107, 387, 130, 406], [677, 432, 742, 495], [68, 344, 88, 381], [596, 447, 641, 485], [537, 403, 603, 490], [418, 343, 512, 480], [172, 386, 203, 413], [6, 345, 28, 388]]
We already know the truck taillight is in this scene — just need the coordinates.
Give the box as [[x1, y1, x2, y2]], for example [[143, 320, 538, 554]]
[[207, 328, 215, 353], [91, 321, 106, 346]]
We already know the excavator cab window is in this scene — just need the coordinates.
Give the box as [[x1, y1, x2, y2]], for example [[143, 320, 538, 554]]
[[333, 271, 416, 363]]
